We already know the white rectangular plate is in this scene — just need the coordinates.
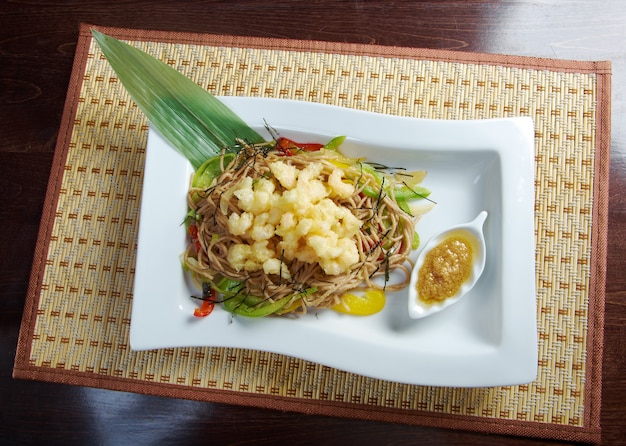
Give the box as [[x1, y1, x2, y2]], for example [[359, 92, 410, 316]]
[[131, 97, 537, 387]]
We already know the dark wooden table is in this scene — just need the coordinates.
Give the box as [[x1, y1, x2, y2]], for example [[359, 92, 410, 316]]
[[1, 1, 624, 444]]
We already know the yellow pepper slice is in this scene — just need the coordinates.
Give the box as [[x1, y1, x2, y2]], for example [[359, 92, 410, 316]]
[[332, 290, 386, 316]]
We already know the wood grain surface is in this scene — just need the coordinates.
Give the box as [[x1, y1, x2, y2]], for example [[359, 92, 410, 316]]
[[1, 1, 624, 444]]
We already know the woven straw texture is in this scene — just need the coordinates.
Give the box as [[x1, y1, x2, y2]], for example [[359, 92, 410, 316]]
[[15, 25, 609, 443]]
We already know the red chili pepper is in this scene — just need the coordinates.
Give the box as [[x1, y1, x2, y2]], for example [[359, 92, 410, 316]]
[[189, 224, 201, 252], [276, 137, 324, 154], [276, 148, 292, 157], [193, 288, 215, 318]]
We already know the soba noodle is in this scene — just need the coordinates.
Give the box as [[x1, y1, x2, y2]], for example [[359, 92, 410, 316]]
[[183, 143, 424, 316]]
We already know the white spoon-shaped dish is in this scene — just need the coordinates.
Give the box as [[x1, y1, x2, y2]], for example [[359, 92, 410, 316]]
[[408, 211, 488, 319]]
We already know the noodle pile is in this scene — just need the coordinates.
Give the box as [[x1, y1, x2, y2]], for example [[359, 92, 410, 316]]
[[184, 144, 422, 316]]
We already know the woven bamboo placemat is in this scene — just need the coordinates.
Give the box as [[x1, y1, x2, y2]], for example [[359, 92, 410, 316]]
[[14, 24, 610, 443]]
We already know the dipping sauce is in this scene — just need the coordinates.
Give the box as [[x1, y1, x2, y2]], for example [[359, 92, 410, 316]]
[[417, 235, 473, 304]]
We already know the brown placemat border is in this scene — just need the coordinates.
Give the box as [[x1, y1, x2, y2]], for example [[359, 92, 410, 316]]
[[14, 23, 610, 444]]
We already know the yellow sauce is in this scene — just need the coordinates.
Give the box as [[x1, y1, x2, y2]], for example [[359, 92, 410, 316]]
[[417, 235, 473, 304]]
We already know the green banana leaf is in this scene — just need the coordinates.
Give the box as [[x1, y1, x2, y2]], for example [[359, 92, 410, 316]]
[[91, 29, 265, 169]]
